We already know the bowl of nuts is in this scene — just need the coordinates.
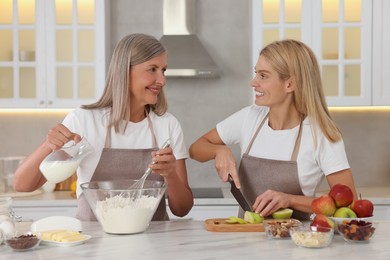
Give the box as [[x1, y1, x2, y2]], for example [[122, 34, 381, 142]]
[[263, 219, 302, 239], [337, 220, 376, 243], [4, 231, 41, 251], [290, 225, 334, 248]]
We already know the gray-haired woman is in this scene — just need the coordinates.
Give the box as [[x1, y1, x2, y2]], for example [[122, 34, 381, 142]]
[[14, 33, 194, 221]]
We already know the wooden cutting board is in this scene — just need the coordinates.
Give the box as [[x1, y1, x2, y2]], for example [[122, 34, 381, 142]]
[[204, 218, 265, 232]]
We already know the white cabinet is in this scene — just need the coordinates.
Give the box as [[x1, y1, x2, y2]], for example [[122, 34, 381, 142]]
[[252, 0, 388, 106], [373, 205, 390, 221], [0, 0, 109, 108], [14, 206, 77, 222], [168, 205, 238, 221], [373, 0, 390, 105]]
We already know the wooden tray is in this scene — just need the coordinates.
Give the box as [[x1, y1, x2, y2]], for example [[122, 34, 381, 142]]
[[204, 218, 265, 232]]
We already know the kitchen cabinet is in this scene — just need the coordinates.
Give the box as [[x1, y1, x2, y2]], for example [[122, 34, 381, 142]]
[[0, 0, 109, 108], [373, 205, 390, 221], [372, 0, 390, 105], [252, 0, 389, 106], [168, 205, 238, 221], [14, 206, 77, 222]]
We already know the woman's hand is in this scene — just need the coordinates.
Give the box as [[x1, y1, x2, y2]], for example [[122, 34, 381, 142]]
[[45, 124, 81, 151], [252, 189, 291, 217], [149, 147, 177, 180], [214, 146, 240, 188]]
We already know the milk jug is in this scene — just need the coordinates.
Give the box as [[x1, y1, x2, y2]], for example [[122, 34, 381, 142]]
[[40, 137, 94, 184]]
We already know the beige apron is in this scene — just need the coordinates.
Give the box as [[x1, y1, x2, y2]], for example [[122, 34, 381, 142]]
[[76, 112, 168, 221], [238, 113, 311, 220]]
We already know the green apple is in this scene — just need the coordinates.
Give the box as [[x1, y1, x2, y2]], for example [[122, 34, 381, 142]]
[[244, 211, 264, 224], [333, 207, 357, 218], [272, 208, 293, 219]]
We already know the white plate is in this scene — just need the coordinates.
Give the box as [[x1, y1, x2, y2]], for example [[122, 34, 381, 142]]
[[41, 235, 91, 247]]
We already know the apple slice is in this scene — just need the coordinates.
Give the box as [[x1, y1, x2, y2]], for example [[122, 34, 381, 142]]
[[272, 208, 293, 219], [244, 211, 264, 224], [225, 216, 246, 224]]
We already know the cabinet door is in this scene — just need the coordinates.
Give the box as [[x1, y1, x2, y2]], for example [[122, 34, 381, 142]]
[[373, 0, 390, 105], [44, 0, 107, 108], [0, 0, 44, 107], [0, 0, 108, 108], [252, 0, 372, 106]]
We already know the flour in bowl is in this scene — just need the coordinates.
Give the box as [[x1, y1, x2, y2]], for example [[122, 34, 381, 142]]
[[95, 195, 159, 234]]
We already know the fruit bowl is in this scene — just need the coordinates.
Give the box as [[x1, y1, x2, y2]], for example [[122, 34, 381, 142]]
[[4, 231, 41, 251], [290, 225, 334, 248], [337, 220, 376, 243], [263, 219, 302, 239], [80, 179, 167, 235]]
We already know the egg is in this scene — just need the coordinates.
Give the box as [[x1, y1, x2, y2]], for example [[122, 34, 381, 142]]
[[0, 219, 15, 235]]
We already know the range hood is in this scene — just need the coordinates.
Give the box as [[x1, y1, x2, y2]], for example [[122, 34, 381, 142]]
[[160, 0, 220, 78]]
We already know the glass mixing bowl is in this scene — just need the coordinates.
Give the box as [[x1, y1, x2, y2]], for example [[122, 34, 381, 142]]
[[80, 179, 167, 234]]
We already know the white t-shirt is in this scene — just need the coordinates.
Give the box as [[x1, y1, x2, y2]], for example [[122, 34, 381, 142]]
[[216, 105, 350, 196], [62, 107, 188, 197]]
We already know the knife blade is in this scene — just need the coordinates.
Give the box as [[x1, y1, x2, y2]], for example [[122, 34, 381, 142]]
[[228, 175, 252, 212]]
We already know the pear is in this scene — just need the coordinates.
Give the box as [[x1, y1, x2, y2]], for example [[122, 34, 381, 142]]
[[272, 208, 293, 219], [244, 211, 264, 224]]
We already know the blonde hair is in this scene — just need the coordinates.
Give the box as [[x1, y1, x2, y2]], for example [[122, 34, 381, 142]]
[[260, 39, 341, 143], [82, 33, 168, 133]]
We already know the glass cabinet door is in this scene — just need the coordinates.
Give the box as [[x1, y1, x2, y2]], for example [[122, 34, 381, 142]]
[[252, 0, 372, 106], [0, 0, 41, 107], [0, 0, 107, 108]]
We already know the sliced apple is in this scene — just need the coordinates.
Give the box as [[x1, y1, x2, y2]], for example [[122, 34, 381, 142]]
[[272, 208, 293, 219], [244, 211, 264, 224], [225, 216, 246, 224]]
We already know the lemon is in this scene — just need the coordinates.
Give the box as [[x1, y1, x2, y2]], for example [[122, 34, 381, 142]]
[[70, 180, 77, 194], [272, 208, 293, 219]]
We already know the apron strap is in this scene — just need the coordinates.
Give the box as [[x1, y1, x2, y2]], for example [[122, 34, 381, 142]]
[[244, 112, 304, 161], [244, 112, 269, 154], [104, 108, 158, 148]]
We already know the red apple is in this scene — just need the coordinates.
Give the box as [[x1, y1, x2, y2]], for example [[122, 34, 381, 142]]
[[311, 214, 336, 231], [328, 184, 354, 207], [350, 199, 374, 218], [311, 195, 336, 217]]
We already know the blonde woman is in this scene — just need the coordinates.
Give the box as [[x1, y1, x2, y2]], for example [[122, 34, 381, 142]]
[[14, 33, 193, 221], [189, 39, 357, 220]]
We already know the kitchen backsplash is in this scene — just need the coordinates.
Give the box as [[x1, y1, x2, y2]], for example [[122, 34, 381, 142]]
[[1, 109, 390, 191]]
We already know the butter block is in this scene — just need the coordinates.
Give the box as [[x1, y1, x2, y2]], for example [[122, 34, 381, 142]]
[[42, 229, 85, 242]]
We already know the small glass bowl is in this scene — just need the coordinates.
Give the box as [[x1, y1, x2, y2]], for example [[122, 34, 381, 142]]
[[4, 231, 41, 251], [263, 219, 302, 239], [337, 220, 376, 243], [290, 225, 334, 248]]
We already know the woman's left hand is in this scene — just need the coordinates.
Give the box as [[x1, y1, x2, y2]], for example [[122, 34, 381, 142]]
[[252, 189, 290, 217], [149, 147, 177, 179]]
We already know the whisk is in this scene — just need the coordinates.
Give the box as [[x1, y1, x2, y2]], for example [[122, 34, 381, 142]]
[[129, 138, 171, 190]]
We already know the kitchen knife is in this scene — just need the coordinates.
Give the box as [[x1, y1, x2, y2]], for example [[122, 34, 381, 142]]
[[228, 175, 252, 212]]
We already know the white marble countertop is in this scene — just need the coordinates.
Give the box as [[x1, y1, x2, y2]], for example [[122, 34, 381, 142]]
[[1, 220, 390, 259]]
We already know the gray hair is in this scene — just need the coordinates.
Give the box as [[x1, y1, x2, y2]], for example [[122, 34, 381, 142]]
[[82, 33, 168, 133]]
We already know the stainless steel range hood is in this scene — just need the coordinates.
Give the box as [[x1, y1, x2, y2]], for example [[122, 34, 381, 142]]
[[160, 0, 220, 78]]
